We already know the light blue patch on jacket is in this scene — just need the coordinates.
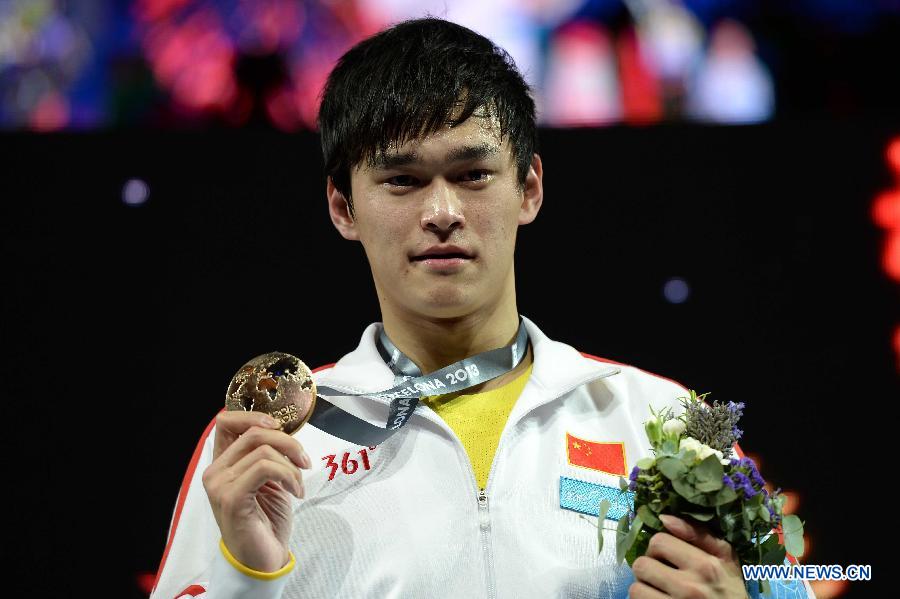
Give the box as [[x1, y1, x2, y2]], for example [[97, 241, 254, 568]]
[[559, 475, 634, 520]]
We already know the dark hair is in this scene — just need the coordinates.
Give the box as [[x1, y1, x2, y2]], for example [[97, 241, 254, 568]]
[[317, 17, 537, 212]]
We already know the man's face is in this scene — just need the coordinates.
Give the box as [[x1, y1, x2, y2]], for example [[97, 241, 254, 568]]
[[328, 114, 542, 321]]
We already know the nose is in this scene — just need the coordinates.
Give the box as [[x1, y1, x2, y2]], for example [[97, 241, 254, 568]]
[[420, 181, 465, 235]]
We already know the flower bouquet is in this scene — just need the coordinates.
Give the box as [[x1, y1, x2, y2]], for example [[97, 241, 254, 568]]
[[597, 390, 805, 595]]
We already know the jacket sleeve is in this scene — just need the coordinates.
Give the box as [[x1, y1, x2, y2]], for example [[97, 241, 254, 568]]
[[149, 417, 293, 599]]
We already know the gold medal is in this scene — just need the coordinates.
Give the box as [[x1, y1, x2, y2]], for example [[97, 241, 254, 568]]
[[225, 352, 317, 435]]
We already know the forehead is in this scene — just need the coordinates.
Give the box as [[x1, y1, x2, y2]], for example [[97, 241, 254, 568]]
[[361, 113, 511, 173]]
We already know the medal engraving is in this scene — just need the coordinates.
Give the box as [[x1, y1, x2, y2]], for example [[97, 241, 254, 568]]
[[225, 352, 317, 435]]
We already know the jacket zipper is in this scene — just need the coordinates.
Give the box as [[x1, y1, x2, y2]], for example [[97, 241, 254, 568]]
[[477, 488, 497, 599], [475, 371, 618, 599], [319, 368, 617, 598]]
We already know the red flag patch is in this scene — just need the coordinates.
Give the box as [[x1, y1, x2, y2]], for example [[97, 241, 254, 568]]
[[565, 432, 627, 476]]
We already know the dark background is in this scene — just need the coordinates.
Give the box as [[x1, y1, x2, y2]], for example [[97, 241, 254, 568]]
[[2, 122, 897, 597]]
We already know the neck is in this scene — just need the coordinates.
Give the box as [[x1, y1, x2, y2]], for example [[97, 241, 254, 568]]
[[380, 297, 521, 376]]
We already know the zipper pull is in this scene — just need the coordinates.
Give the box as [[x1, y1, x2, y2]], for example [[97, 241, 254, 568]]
[[477, 489, 490, 529]]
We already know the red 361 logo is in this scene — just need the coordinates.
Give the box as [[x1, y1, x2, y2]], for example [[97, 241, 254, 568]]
[[322, 446, 377, 481]]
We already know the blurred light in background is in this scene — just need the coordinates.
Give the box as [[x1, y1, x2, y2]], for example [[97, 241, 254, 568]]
[[0, 0, 106, 130], [686, 19, 773, 123], [894, 326, 900, 373], [543, 21, 621, 125], [874, 136, 900, 373], [122, 177, 150, 206], [17, 0, 900, 130], [874, 137, 900, 283], [663, 277, 690, 303]]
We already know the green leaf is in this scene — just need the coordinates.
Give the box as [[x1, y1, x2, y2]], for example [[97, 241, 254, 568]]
[[661, 440, 678, 455], [637, 505, 661, 530], [672, 477, 707, 505], [743, 505, 756, 527], [616, 515, 643, 565], [694, 477, 724, 493], [782, 515, 805, 557], [597, 499, 611, 553], [711, 486, 738, 506], [721, 511, 737, 533], [636, 457, 655, 470], [671, 476, 698, 498], [758, 504, 771, 523], [692, 455, 724, 484], [682, 511, 715, 522], [760, 579, 771, 595], [760, 544, 786, 566], [645, 419, 662, 446], [625, 529, 650, 566], [619, 476, 629, 492], [757, 533, 780, 553], [680, 450, 697, 465], [657, 457, 687, 480]]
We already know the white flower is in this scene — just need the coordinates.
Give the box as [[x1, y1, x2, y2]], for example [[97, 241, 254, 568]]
[[679, 437, 724, 462], [663, 419, 686, 436]]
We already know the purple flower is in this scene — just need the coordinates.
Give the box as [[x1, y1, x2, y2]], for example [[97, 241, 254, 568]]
[[628, 466, 640, 491], [740, 458, 766, 487], [723, 474, 736, 490], [750, 470, 765, 488], [730, 471, 758, 499], [681, 395, 743, 456], [728, 401, 746, 414]]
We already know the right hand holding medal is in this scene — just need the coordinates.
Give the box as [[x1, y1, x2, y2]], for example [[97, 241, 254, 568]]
[[201, 353, 316, 572]]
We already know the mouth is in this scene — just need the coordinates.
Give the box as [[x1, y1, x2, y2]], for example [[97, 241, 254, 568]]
[[409, 247, 475, 272], [409, 244, 475, 262], [410, 252, 472, 262]]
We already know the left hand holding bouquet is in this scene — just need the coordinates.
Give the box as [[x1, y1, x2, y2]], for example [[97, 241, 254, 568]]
[[598, 391, 805, 598], [629, 512, 747, 598]]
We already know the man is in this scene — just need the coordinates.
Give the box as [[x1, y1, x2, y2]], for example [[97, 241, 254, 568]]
[[151, 18, 800, 599]]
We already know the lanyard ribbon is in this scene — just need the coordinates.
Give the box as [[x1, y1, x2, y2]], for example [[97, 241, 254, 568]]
[[306, 318, 530, 445]]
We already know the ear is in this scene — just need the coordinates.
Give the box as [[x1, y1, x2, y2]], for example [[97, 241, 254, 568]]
[[518, 153, 543, 225], [327, 176, 359, 241]]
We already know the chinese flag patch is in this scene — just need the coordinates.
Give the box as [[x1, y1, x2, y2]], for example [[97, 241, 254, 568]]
[[565, 432, 627, 476]]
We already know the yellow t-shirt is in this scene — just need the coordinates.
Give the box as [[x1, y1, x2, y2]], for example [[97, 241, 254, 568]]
[[421, 363, 533, 490]]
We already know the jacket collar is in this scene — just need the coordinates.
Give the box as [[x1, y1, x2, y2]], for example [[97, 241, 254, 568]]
[[314, 315, 621, 403]]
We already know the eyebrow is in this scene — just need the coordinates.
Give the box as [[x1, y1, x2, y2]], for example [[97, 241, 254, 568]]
[[374, 143, 500, 170]]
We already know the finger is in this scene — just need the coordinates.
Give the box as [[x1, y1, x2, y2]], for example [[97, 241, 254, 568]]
[[213, 410, 280, 460], [229, 445, 304, 490], [644, 531, 708, 571], [627, 581, 669, 599], [631, 556, 678, 595], [217, 425, 311, 471], [230, 458, 304, 500], [659, 514, 734, 560]]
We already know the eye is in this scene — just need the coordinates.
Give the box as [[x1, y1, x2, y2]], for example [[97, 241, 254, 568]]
[[460, 170, 490, 183], [386, 174, 419, 187]]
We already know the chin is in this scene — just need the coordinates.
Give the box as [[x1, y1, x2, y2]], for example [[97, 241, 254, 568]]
[[413, 289, 477, 319]]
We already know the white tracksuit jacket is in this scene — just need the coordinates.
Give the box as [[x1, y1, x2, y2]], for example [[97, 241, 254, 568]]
[[150, 316, 813, 599]]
